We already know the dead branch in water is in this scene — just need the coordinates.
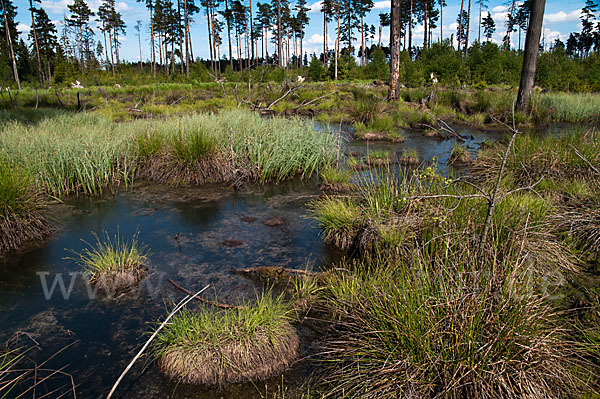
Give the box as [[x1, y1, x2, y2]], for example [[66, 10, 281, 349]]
[[168, 279, 240, 310]]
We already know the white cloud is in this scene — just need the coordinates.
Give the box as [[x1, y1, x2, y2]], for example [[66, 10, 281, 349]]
[[545, 9, 581, 23], [491, 5, 508, 13], [116, 2, 129, 11], [17, 23, 31, 34], [308, 1, 322, 13], [373, 1, 390, 10], [40, 0, 70, 14], [542, 27, 566, 42]]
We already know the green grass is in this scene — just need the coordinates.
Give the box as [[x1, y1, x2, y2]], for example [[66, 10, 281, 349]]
[[319, 166, 353, 184], [0, 347, 27, 396], [366, 150, 390, 160], [0, 110, 336, 197], [0, 159, 39, 218], [532, 92, 600, 123], [400, 148, 418, 160], [317, 253, 593, 398], [73, 231, 148, 282], [308, 198, 363, 250], [155, 292, 291, 352]]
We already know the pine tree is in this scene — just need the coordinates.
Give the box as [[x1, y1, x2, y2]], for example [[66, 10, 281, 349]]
[[28, 0, 44, 86], [482, 13, 495, 41], [580, 0, 597, 56], [378, 12, 389, 47], [0, 0, 20, 88], [137, 0, 156, 78], [255, 2, 271, 62], [31, 7, 57, 81], [66, 0, 94, 74], [294, 0, 309, 68]]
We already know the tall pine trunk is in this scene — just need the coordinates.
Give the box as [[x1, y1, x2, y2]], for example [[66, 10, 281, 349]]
[[150, 5, 156, 79], [440, 0, 443, 41], [465, 0, 471, 55], [458, 0, 464, 52], [29, 4, 43, 87], [389, 0, 401, 100], [276, 0, 282, 67], [516, 0, 545, 112], [408, 0, 413, 56], [2, 0, 20, 89]]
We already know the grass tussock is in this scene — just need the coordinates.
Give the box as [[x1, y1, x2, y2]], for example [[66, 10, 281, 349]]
[[154, 292, 298, 386], [319, 166, 355, 194], [448, 144, 471, 165], [310, 166, 577, 277], [0, 110, 336, 197], [73, 231, 148, 292], [473, 128, 600, 259], [398, 148, 419, 165], [316, 254, 594, 398], [0, 159, 50, 253]]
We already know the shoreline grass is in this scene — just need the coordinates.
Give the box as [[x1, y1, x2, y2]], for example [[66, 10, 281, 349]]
[[0, 110, 336, 197], [0, 158, 50, 253]]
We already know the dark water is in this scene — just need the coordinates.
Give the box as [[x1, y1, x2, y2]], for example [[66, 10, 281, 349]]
[[0, 124, 501, 399]]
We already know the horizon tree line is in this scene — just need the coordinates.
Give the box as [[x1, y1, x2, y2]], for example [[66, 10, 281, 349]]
[[1, 0, 599, 87]]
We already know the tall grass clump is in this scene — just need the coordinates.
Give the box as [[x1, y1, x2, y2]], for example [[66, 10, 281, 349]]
[[309, 198, 363, 250], [317, 254, 595, 398], [319, 166, 355, 194], [533, 92, 600, 123], [73, 230, 149, 292], [0, 158, 49, 253], [474, 128, 599, 186], [136, 111, 336, 182], [0, 113, 134, 196], [153, 292, 299, 386]]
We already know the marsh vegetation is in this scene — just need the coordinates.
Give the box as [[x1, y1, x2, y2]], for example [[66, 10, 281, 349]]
[[0, 84, 598, 398]]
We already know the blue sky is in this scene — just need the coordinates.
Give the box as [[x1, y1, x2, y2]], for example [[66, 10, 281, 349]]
[[12, 0, 588, 61]]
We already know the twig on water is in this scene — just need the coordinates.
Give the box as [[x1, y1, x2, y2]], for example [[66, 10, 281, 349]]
[[105, 284, 210, 399]]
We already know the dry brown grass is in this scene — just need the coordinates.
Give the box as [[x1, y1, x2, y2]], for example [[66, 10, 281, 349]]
[[136, 152, 255, 186], [158, 323, 299, 386]]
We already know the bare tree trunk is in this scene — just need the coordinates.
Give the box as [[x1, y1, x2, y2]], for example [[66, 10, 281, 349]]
[[108, 29, 116, 77], [335, 7, 339, 79], [300, 27, 304, 67], [408, 0, 413, 56], [249, 0, 254, 65], [458, 0, 464, 52], [361, 14, 365, 65], [150, 6, 156, 79], [388, 0, 401, 100], [424, 3, 428, 48], [206, 3, 214, 75], [30, 5, 43, 87], [225, 0, 233, 69], [516, 0, 545, 112], [138, 25, 143, 72], [2, 0, 20, 89], [79, 25, 84, 74], [323, 10, 327, 64], [440, 0, 443, 42], [465, 0, 471, 56], [209, 0, 218, 75], [276, 0, 282, 67], [478, 0, 481, 43]]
